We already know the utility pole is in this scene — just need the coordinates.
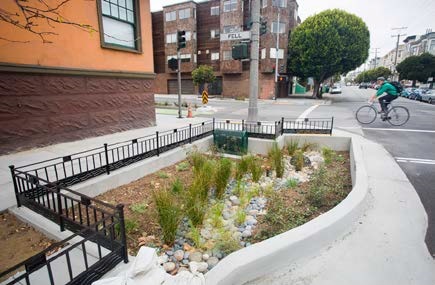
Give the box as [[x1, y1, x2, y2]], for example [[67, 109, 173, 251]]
[[274, 10, 280, 100], [247, 0, 260, 122], [177, 49, 182, 118], [391, 27, 407, 79], [372, 48, 380, 69]]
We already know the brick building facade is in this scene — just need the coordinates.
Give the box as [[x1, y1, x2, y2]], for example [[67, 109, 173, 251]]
[[152, 0, 300, 99]]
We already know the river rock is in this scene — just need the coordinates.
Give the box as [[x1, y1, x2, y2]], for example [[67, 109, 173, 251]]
[[174, 250, 184, 261], [202, 253, 210, 261], [163, 262, 176, 272], [207, 257, 219, 269], [242, 230, 252, 238], [229, 195, 240, 205], [158, 255, 168, 264], [201, 228, 212, 239], [197, 262, 208, 273], [189, 251, 203, 262]]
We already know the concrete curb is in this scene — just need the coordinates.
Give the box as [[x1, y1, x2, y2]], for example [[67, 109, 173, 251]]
[[204, 134, 369, 285]]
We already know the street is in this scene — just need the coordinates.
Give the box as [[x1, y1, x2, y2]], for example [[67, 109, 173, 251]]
[[158, 87, 435, 256]]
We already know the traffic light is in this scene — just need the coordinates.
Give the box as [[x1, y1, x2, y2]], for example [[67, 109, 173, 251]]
[[260, 19, 267, 35], [232, 43, 249, 60], [168, 57, 178, 71], [177, 30, 186, 50]]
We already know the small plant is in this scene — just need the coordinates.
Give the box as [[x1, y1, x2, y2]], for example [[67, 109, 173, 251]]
[[322, 147, 335, 165], [214, 158, 233, 199], [130, 202, 148, 214], [153, 189, 183, 245], [335, 153, 345, 163], [235, 156, 250, 180], [286, 139, 299, 156], [301, 141, 318, 153], [262, 183, 274, 198], [214, 231, 241, 255], [233, 180, 246, 196], [306, 166, 328, 208], [187, 150, 206, 173], [286, 178, 299, 188], [292, 150, 305, 171], [245, 155, 263, 183], [185, 185, 208, 227], [158, 171, 169, 179], [176, 161, 190, 172], [209, 203, 224, 228], [187, 223, 203, 249], [235, 96, 245, 101], [235, 209, 246, 226], [171, 178, 184, 194], [124, 218, 139, 234], [268, 142, 284, 178]]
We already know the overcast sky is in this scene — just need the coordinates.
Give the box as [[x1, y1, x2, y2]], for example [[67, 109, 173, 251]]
[[150, 0, 435, 60]]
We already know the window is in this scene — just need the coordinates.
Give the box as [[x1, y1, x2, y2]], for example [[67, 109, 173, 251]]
[[223, 25, 239, 34], [194, 54, 197, 63], [211, 6, 220, 15], [223, 50, 232, 60], [100, 0, 139, 50], [261, 48, 266, 59], [167, 55, 176, 61], [180, 54, 191, 62], [165, 11, 176, 21], [272, 0, 287, 8], [262, 0, 267, 8], [429, 40, 435, 51], [270, 48, 284, 59], [223, 0, 238, 12], [179, 8, 190, 19], [166, 33, 176, 44], [211, 29, 220, 39], [271, 22, 285, 33], [211, 52, 220, 60], [185, 31, 192, 41]]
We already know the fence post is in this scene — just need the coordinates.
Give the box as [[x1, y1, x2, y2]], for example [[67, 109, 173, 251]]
[[189, 124, 192, 144], [212, 118, 215, 133], [274, 121, 278, 138], [104, 143, 110, 175], [281, 117, 284, 135], [242, 119, 245, 131], [56, 184, 65, 232], [116, 204, 129, 263], [9, 165, 21, 207], [156, 131, 160, 156], [330, 117, 334, 136]]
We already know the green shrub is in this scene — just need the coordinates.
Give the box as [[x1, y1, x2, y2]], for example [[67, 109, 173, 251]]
[[185, 185, 208, 227], [235, 209, 246, 226], [193, 160, 215, 201], [215, 158, 233, 199], [214, 231, 241, 255], [153, 189, 183, 244], [176, 161, 190, 172], [130, 202, 148, 214], [268, 143, 284, 178], [286, 139, 299, 156], [322, 147, 335, 165], [292, 150, 305, 171], [235, 156, 250, 180], [306, 166, 328, 208], [158, 171, 169, 179], [247, 155, 263, 183], [171, 178, 184, 194], [124, 218, 139, 234], [187, 223, 203, 249], [286, 178, 299, 188], [187, 150, 206, 173], [209, 203, 224, 228], [233, 180, 246, 196]]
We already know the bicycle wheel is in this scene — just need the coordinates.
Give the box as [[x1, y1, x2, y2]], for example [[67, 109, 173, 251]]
[[356, 105, 377, 124], [387, 106, 410, 126]]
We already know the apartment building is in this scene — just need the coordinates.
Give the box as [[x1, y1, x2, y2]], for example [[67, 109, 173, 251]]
[[152, 0, 300, 99]]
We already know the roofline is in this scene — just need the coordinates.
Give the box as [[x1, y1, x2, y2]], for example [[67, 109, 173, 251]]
[[162, 0, 197, 9]]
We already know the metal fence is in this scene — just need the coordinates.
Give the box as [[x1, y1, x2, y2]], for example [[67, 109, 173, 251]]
[[214, 119, 281, 139], [282, 117, 334, 135]]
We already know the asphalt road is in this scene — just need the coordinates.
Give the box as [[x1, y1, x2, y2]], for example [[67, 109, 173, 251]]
[[156, 87, 435, 256]]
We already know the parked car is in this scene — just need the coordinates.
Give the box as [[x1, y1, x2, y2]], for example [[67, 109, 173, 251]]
[[409, 89, 424, 101], [359, 83, 369, 89], [421, 90, 434, 104], [401, 88, 414, 98], [330, 84, 342, 94]]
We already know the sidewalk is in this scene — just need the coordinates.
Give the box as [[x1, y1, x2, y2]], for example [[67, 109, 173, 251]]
[[0, 114, 208, 211]]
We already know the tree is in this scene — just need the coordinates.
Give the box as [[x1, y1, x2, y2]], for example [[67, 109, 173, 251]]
[[396, 53, 435, 86], [288, 9, 370, 98], [354, 67, 392, 83], [192, 65, 216, 92]]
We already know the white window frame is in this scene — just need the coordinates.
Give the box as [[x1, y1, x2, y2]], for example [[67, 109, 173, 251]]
[[210, 6, 220, 15], [271, 21, 285, 34], [223, 0, 238, 12], [165, 11, 176, 22], [270, 48, 284, 59], [223, 50, 232, 60], [180, 54, 191, 62], [211, 52, 220, 61], [211, 29, 220, 39], [185, 31, 192, 41], [166, 33, 177, 44], [179, 8, 191, 19], [167, 55, 177, 61], [429, 40, 435, 51], [261, 48, 266, 59]]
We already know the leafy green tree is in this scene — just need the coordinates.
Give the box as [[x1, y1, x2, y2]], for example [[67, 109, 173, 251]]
[[355, 67, 392, 83], [396, 53, 435, 86], [288, 9, 370, 98], [192, 65, 216, 92]]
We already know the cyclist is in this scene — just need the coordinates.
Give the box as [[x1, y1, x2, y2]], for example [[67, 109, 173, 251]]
[[369, 77, 398, 120]]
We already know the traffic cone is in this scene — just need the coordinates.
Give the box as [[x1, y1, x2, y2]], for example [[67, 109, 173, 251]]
[[187, 105, 193, 118]]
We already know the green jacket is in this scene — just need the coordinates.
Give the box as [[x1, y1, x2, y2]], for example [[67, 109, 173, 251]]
[[376, 82, 398, 97]]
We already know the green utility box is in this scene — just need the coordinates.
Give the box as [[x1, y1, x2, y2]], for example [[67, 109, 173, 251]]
[[213, 129, 248, 155]]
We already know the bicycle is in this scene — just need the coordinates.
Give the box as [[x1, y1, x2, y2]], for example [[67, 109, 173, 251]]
[[355, 102, 410, 126]]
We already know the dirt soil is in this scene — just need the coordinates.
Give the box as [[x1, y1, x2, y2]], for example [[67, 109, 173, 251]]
[[0, 212, 58, 282]]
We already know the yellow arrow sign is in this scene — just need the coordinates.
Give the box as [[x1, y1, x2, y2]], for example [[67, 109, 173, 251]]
[[202, 90, 208, 105]]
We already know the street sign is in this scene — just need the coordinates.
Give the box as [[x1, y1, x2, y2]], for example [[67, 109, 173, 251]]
[[220, 31, 251, 41], [202, 90, 208, 105]]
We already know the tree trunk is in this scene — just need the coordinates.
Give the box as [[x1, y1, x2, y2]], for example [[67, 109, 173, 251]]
[[312, 80, 322, 99]]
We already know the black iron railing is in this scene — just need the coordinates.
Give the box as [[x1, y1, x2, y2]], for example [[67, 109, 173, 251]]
[[5, 116, 333, 285]]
